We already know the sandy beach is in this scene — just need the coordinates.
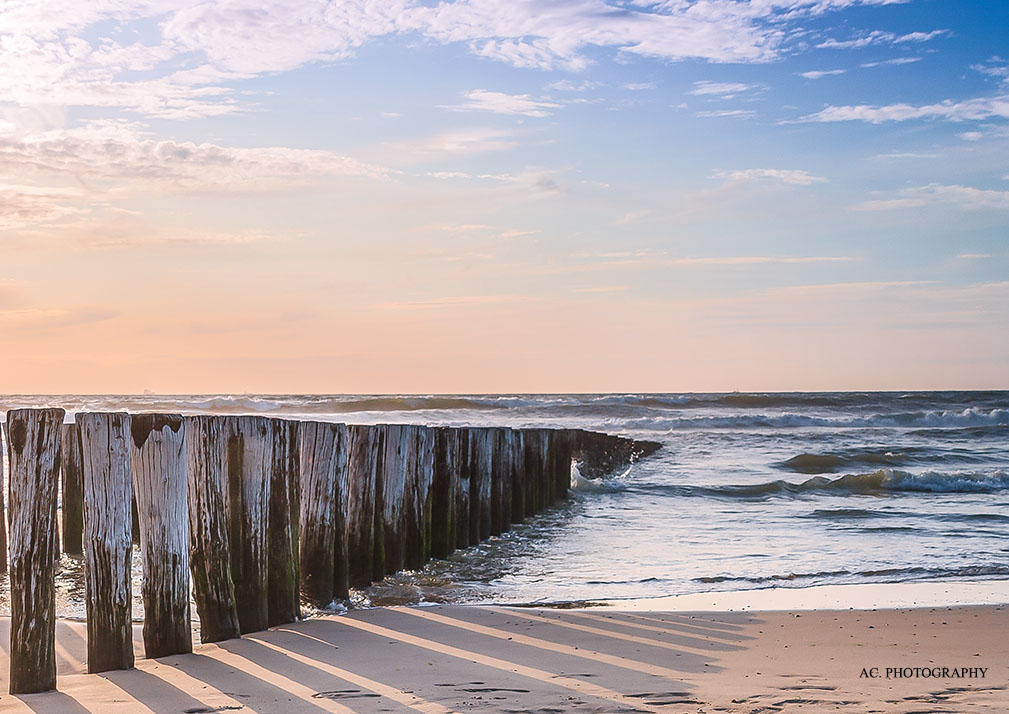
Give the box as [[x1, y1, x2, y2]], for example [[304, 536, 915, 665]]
[[1, 601, 1006, 713]]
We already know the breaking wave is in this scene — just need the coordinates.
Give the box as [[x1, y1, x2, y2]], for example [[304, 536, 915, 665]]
[[699, 469, 1009, 499]]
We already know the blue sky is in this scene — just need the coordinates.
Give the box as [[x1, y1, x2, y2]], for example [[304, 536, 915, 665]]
[[1, 0, 1006, 392]]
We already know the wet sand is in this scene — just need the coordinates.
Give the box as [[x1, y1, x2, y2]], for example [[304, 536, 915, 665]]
[[1, 603, 1006, 713]]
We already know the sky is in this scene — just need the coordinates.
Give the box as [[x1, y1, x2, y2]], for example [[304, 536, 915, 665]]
[[1, 0, 1007, 394]]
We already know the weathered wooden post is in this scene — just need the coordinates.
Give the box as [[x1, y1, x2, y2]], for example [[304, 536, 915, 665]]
[[404, 426, 434, 570], [6, 408, 63, 693], [376, 424, 410, 577], [493, 428, 516, 534], [523, 429, 548, 516], [346, 425, 380, 588], [552, 430, 575, 503], [0, 424, 7, 574], [268, 418, 300, 626], [226, 415, 271, 634], [77, 411, 134, 674], [60, 423, 85, 556], [131, 414, 192, 658], [455, 429, 473, 547], [510, 429, 527, 523], [299, 421, 349, 606], [185, 415, 241, 643], [469, 428, 493, 542], [430, 427, 459, 559]]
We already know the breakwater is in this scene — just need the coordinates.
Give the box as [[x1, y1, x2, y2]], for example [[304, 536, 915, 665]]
[[1, 408, 658, 693]]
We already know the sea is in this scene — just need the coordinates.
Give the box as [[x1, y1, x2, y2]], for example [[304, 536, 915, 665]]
[[1, 391, 1007, 618]]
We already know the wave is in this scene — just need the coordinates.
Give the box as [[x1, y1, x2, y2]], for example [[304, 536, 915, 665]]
[[622, 407, 1009, 432], [694, 564, 1009, 586], [698, 469, 1009, 499]]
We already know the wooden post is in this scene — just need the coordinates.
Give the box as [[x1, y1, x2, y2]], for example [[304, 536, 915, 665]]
[[60, 423, 85, 556], [77, 411, 134, 674], [0, 423, 7, 574], [131, 414, 192, 658], [552, 430, 575, 503], [510, 429, 526, 523], [469, 429, 493, 541], [523, 429, 548, 517], [493, 428, 516, 534], [346, 425, 381, 588], [455, 429, 473, 547], [430, 427, 459, 559], [267, 418, 300, 626], [299, 421, 349, 606], [6, 408, 63, 693], [376, 424, 410, 577], [185, 415, 240, 643], [404, 426, 434, 570], [225, 415, 271, 635]]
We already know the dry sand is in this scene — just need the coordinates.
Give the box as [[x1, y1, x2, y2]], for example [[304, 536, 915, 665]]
[[1, 603, 1006, 713]]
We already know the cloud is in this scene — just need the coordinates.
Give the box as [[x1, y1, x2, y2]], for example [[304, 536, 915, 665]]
[[0, 306, 118, 331], [797, 95, 1009, 123], [860, 56, 921, 67], [446, 89, 561, 117], [816, 28, 948, 49], [689, 81, 757, 98], [383, 127, 518, 161], [547, 79, 604, 92], [798, 69, 845, 79], [958, 253, 992, 260], [0, 121, 387, 195], [713, 168, 827, 185], [622, 82, 656, 91], [0, 0, 929, 122], [374, 293, 539, 310], [854, 184, 1009, 211], [695, 109, 756, 118], [0, 183, 86, 229]]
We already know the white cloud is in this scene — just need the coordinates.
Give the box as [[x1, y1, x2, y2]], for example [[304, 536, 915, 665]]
[[446, 89, 561, 117], [696, 109, 756, 118], [547, 79, 604, 92], [798, 95, 1009, 123], [798, 69, 845, 79], [860, 56, 921, 67], [690, 81, 757, 98], [816, 28, 948, 49], [383, 127, 518, 161], [0, 183, 86, 229], [958, 253, 992, 260], [713, 168, 827, 185], [623, 82, 656, 91], [854, 184, 1009, 211], [0, 121, 387, 193]]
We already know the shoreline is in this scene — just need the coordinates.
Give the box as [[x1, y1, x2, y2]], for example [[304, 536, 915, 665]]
[[3, 601, 1007, 713]]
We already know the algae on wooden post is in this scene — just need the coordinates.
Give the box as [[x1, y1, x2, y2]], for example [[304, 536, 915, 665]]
[[60, 423, 85, 556], [300, 421, 350, 606], [131, 413, 192, 658], [225, 415, 271, 634], [185, 415, 241, 643], [6, 408, 64, 693], [430, 427, 459, 559], [346, 425, 381, 588]]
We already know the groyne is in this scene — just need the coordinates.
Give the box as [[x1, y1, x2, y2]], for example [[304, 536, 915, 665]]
[[1, 408, 659, 693]]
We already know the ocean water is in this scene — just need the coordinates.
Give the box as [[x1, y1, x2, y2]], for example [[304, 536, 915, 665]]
[[1, 391, 1007, 615]]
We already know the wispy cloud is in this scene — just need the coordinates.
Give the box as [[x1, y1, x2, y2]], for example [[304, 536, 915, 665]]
[[382, 128, 518, 161], [854, 184, 1009, 211], [696, 109, 756, 118], [446, 89, 561, 117], [860, 56, 921, 68], [797, 95, 1009, 123], [689, 81, 757, 98], [798, 69, 845, 79], [0, 121, 387, 193], [713, 168, 827, 186], [817, 28, 948, 49]]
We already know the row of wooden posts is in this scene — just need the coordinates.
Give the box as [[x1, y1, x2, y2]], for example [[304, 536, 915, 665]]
[[1, 408, 655, 694]]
